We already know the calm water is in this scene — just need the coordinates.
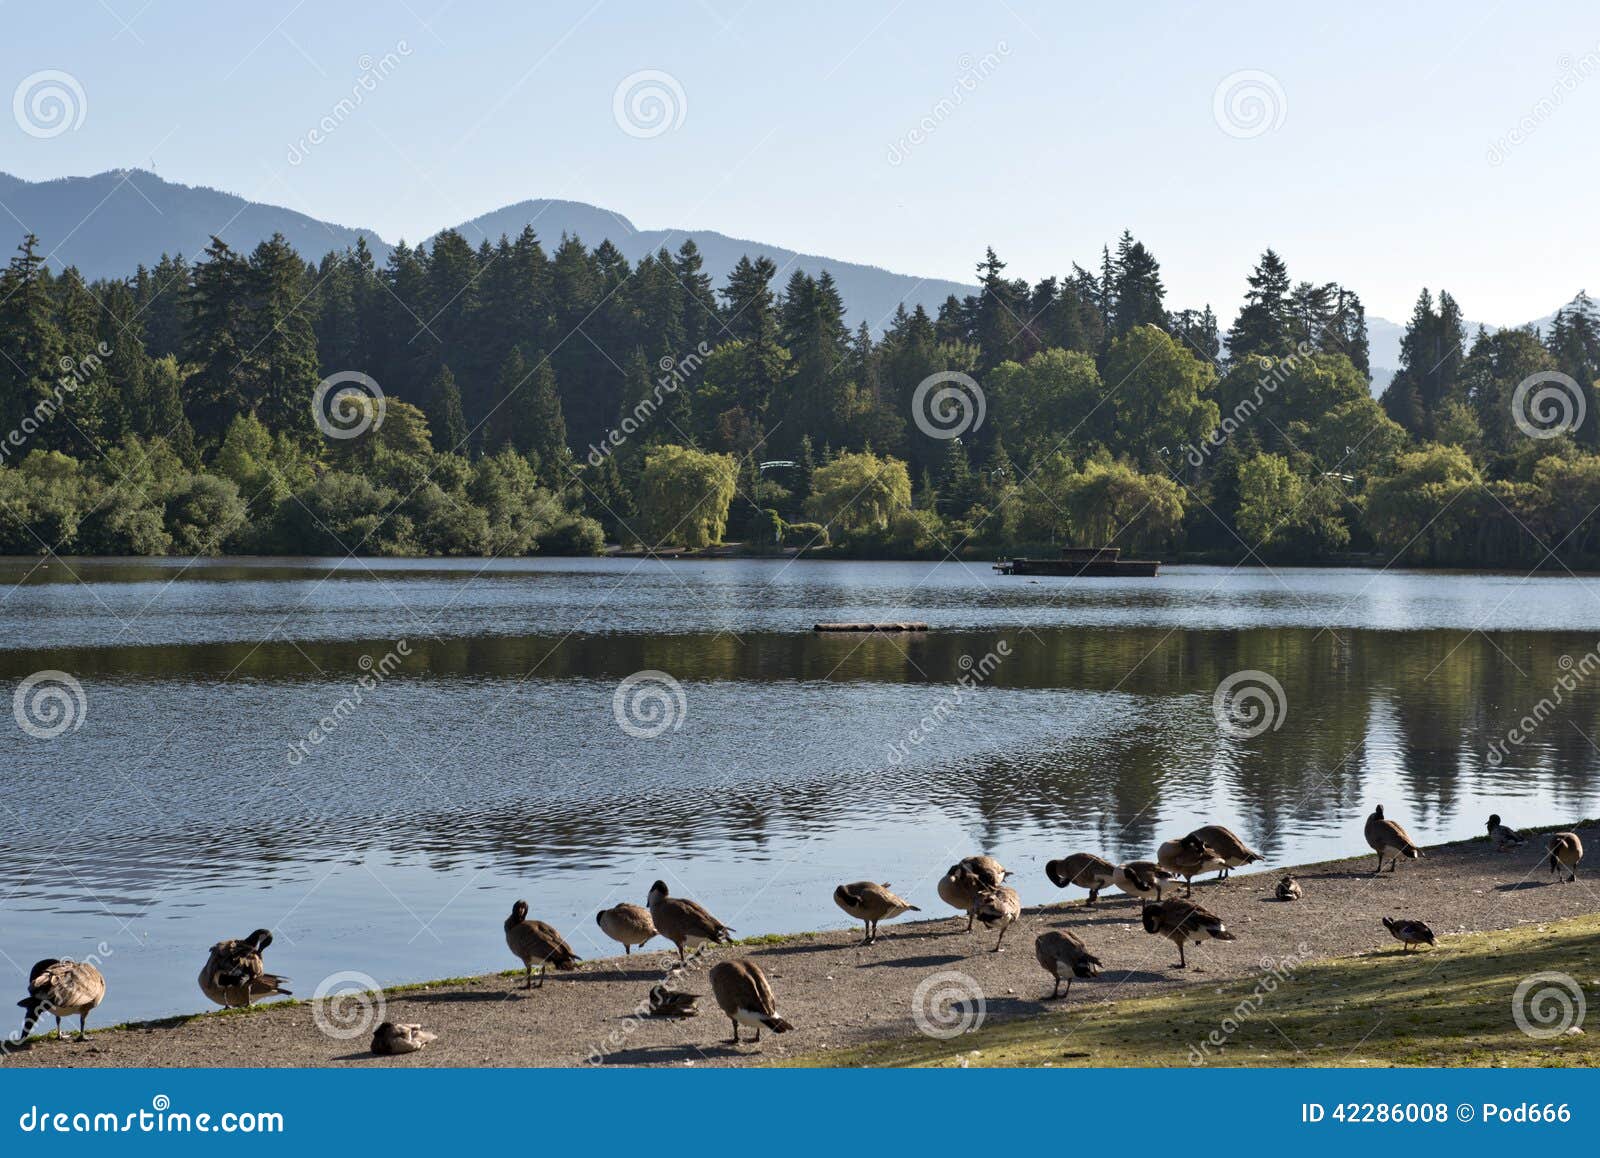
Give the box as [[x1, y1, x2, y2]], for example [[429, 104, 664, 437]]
[[4, 556, 1600, 1024]]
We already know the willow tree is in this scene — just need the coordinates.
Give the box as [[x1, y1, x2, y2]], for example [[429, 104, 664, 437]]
[[638, 444, 738, 548], [805, 450, 911, 535]]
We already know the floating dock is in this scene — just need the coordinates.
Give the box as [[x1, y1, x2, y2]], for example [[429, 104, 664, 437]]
[[993, 546, 1160, 578], [813, 622, 930, 632]]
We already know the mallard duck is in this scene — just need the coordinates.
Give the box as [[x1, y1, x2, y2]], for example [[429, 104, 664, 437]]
[[1486, 814, 1525, 851], [646, 880, 734, 963], [1044, 852, 1116, 906], [17, 959, 105, 1041], [973, 885, 1022, 951], [371, 1021, 437, 1055], [1034, 930, 1102, 1001], [504, 900, 581, 988], [197, 928, 291, 1008], [937, 863, 988, 930], [1382, 916, 1436, 950], [708, 959, 793, 1045], [1275, 874, 1302, 901], [1140, 898, 1235, 968], [1187, 824, 1264, 878], [595, 903, 657, 955], [1364, 805, 1423, 873], [1548, 832, 1584, 882], [1158, 835, 1228, 896], [644, 985, 700, 1018], [1112, 860, 1177, 902], [833, 881, 919, 943]]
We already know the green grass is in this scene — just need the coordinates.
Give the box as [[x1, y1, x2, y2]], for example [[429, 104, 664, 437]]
[[783, 914, 1600, 1068]]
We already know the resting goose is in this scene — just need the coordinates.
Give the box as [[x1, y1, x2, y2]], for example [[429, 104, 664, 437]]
[[647, 880, 734, 963], [504, 900, 581, 988], [644, 985, 700, 1018], [1157, 835, 1228, 896], [1187, 825, 1264, 878], [1548, 832, 1584, 882], [1044, 852, 1116, 906], [1140, 898, 1236, 968], [972, 885, 1022, 952], [1275, 874, 1302, 901], [708, 959, 793, 1045], [1112, 860, 1177, 903], [595, 903, 657, 955], [371, 1021, 437, 1055], [1364, 805, 1423, 874], [1034, 930, 1102, 1001], [18, 959, 105, 1041], [1382, 916, 1436, 950], [198, 928, 291, 1008], [833, 881, 919, 943], [1486, 814, 1525, 852]]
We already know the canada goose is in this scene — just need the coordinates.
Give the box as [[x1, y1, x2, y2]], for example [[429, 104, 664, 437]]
[[708, 959, 793, 1045], [644, 985, 700, 1018], [1140, 898, 1236, 968], [1044, 852, 1116, 906], [833, 881, 919, 943], [1187, 825, 1264, 878], [960, 854, 1012, 884], [17, 959, 105, 1041], [1486, 814, 1525, 851], [973, 885, 1022, 951], [1381, 916, 1436, 950], [1275, 874, 1302, 902], [937, 863, 988, 930], [1548, 832, 1584, 882], [595, 903, 657, 955], [371, 1021, 437, 1055], [504, 900, 581, 989], [1034, 930, 1102, 1001], [1112, 860, 1177, 903], [197, 928, 291, 1008], [1364, 805, 1423, 874], [1157, 835, 1228, 896], [646, 880, 734, 963]]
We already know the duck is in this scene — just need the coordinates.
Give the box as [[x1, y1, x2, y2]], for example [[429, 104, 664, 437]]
[[937, 863, 989, 930], [1381, 916, 1436, 950], [1034, 930, 1102, 1001], [644, 985, 700, 1018], [17, 959, 105, 1041], [1486, 814, 1525, 851], [833, 881, 919, 944], [1275, 874, 1302, 901], [708, 959, 793, 1046], [371, 1021, 437, 1055], [1157, 834, 1228, 896], [595, 903, 657, 955], [1364, 805, 1423, 874], [1112, 860, 1178, 903], [1548, 832, 1584, 882], [197, 928, 291, 1008], [1187, 824, 1265, 879], [504, 900, 581, 988], [972, 885, 1022, 952], [1044, 852, 1116, 906], [1140, 898, 1236, 968], [647, 880, 734, 963]]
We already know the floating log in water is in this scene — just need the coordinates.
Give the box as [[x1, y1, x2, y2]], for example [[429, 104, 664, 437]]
[[813, 622, 929, 633]]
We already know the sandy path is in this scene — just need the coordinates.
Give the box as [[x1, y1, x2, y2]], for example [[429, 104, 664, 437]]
[[8, 822, 1597, 1068]]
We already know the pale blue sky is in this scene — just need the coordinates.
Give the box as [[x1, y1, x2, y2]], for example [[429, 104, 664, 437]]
[[3, 1, 1597, 323]]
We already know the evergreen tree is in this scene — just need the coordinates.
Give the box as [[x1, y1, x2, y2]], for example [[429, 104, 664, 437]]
[[1226, 249, 1294, 361]]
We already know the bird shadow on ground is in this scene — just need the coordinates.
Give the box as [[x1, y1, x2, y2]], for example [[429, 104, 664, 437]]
[[1495, 879, 1554, 892], [856, 952, 968, 970], [406, 988, 523, 1004], [1102, 968, 1173, 985], [591, 1042, 748, 1065]]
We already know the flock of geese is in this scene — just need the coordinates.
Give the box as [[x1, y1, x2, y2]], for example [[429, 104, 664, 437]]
[[14, 809, 1587, 1055]]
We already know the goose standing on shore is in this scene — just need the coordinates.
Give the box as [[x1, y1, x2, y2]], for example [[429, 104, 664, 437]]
[[1486, 814, 1526, 852], [973, 885, 1022, 951], [1382, 916, 1436, 950], [595, 903, 657, 955], [1364, 805, 1423, 874], [17, 959, 105, 1041], [647, 880, 734, 963], [1140, 898, 1236, 968], [937, 861, 997, 930], [198, 928, 291, 1008], [1187, 825, 1265, 879], [708, 959, 793, 1045], [1044, 852, 1116, 906], [504, 900, 581, 988], [1548, 832, 1584, 882], [1158, 834, 1227, 896], [833, 881, 919, 944], [1034, 930, 1102, 1000], [1112, 860, 1177, 903]]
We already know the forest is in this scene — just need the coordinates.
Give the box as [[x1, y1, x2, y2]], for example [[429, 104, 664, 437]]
[[2, 223, 1600, 567]]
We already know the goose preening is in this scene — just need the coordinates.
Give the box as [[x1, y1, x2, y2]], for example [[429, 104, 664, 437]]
[[972, 885, 1022, 952], [1381, 916, 1436, 950], [1364, 805, 1423, 874], [1548, 832, 1584, 882], [17, 959, 105, 1041], [1486, 814, 1525, 851], [1112, 860, 1177, 903], [937, 858, 1007, 930], [644, 985, 701, 1018], [197, 928, 291, 1008], [708, 959, 793, 1045], [647, 880, 734, 963], [504, 900, 581, 989], [1044, 852, 1116, 906], [1140, 898, 1236, 968], [595, 903, 658, 955], [1034, 930, 1102, 1001], [1187, 825, 1264, 879], [371, 1021, 437, 1055], [1157, 835, 1228, 896], [833, 881, 919, 944], [1275, 874, 1302, 902]]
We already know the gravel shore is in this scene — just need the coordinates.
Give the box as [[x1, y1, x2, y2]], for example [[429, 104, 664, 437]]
[[9, 822, 1597, 1068]]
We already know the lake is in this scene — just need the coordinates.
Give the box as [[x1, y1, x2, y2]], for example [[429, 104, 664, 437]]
[[4, 555, 1600, 1025]]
